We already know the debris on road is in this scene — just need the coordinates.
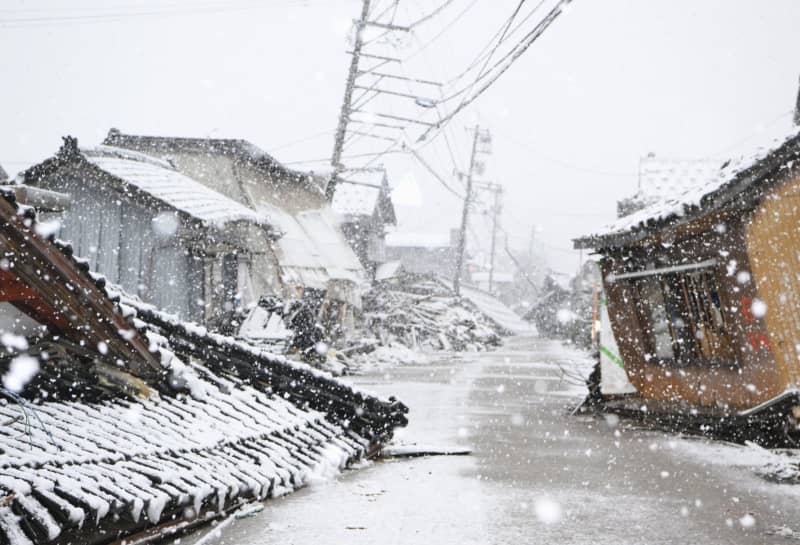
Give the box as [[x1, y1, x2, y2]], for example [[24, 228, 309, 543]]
[[342, 274, 503, 371], [381, 444, 473, 458]]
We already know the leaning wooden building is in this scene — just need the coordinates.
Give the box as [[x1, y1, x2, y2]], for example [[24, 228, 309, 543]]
[[574, 128, 800, 431]]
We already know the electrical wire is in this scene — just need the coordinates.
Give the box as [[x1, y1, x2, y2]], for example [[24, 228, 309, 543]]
[[406, 0, 459, 29], [433, 0, 563, 107], [442, 0, 548, 86], [494, 129, 639, 177], [418, 0, 572, 142], [450, 0, 528, 112], [402, 0, 480, 62], [0, 0, 341, 28]]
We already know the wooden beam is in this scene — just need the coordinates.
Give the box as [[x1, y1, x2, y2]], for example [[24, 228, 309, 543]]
[[0, 195, 163, 380]]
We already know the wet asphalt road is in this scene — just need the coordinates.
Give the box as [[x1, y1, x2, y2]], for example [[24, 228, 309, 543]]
[[188, 337, 800, 545]]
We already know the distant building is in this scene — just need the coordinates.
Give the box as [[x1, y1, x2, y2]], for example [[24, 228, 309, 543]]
[[469, 270, 514, 294], [385, 229, 459, 278], [331, 169, 396, 278]]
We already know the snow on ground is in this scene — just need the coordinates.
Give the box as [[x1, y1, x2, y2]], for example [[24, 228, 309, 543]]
[[672, 437, 800, 485], [345, 344, 431, 374]]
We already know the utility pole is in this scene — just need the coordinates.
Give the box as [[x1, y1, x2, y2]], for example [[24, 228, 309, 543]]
[[328, 0, 372, 198], [528, 224, 536, 263], [454, 126, 491, 295], [487, 184, 503, 294]]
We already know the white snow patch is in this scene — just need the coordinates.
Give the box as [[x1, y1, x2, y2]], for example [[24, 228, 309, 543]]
[[2, 355, 39, 392], [751, 298, 767, 318], [1, 332, 28, 351], [34, 219, 61, 238], [533, 497, 562, 524]]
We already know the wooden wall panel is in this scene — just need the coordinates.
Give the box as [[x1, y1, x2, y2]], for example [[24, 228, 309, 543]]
[[746, 174, 800, 388]]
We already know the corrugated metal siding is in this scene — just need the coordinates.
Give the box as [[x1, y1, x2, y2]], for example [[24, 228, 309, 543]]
[[47, 173, 200, 320]]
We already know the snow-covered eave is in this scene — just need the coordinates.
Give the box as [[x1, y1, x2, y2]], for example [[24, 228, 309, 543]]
[[574, 132, 800, 252], [103, 131, 327, 196], [77, 151, 273, 235]]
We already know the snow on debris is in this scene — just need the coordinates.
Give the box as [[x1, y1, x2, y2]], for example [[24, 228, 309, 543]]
[[342, 274, 502, 371], [82, 145, 266, 227], [0, 191, 406, 543], [0, 364, 368, 544], [455, 282, 535, 335], [1, 354, 39, 393], [331, 179, 381, 218], [258, 201, 364, 286]]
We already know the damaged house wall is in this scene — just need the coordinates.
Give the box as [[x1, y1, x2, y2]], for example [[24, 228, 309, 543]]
[[575, 126, 800, 413], [331, 171, 397, 278], [20, 137, 270, 324], [101, 130, 365, 334]]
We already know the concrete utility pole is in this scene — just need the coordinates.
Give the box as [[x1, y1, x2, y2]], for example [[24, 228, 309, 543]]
[[528, 224, 536, 263], [328, 0, 372, 198], [454, 126, 490, 295], [487, 183, 503, 294]]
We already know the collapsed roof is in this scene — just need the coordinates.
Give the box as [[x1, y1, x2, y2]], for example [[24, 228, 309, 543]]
[[102, 129, 325, 195], [0, 189, 407, 544], [332, 170, 396, 224], [99, 130, 365, 291]]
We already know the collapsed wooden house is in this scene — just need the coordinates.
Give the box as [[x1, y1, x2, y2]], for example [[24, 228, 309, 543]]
[[19, 131, 369, 338], [0, 188, 407, 544], [99, 130, 366, 333], [331, 169, 396, 278], [574, 128, 800, 439], [20, 137, 272, 325]]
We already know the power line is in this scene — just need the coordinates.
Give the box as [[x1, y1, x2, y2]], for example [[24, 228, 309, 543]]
[[284, 150, 401, 165], [417, 0, 573, 142], [402, 0, 480, 63], [0, 0, 340, 28], [494, 130, 639, 177], [266, 129, 335, 153], [435, 0, 564, 107], [407, 0, 459, 29], [449, 0, 529, 110], [442, 0, 548, 86], [407, 147, 465, 199]]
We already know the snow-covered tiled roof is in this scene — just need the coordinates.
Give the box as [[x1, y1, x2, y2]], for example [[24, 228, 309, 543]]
[[332, 180, 381, 217], [82, 145, 266, 227], [619, 156, 723, 215], [575, 128, 800, 249], [0, 188, 409, 544]]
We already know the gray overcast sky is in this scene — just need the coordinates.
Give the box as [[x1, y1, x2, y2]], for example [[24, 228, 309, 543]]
[[2, 0, 799, 274]]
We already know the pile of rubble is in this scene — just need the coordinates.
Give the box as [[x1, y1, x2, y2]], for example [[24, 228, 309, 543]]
[[342, 274, 502, 366], [0, 189, 407, 545]]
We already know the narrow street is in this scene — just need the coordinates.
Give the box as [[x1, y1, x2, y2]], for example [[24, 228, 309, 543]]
[[187, 337, 800, 545]]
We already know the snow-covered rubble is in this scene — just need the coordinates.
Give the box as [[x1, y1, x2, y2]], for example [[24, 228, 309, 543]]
[[342, 274, 504, 371]]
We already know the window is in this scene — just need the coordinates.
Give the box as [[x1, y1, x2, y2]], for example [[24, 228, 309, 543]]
[[632, 268, 732, 364]]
